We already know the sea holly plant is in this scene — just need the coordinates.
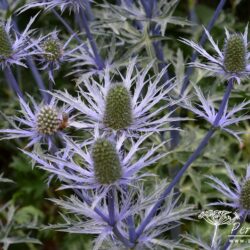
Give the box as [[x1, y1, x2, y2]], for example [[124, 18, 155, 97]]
[[0, 96, 73, 149], [181, 25, 250, 84], [1, 0, 250, 249]]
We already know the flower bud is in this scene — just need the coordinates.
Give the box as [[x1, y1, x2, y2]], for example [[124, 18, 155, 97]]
[[92, 138, 122, 184], [240, 179, 250, 210], [36, 106, 60, 135], [103, 84, 133, 130], [224, 34, 246, 73], [42, 38, 62, 61], [0, 25, 12, 59]]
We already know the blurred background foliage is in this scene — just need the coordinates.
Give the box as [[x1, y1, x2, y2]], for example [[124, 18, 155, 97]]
[[0, 0, 250, 249]]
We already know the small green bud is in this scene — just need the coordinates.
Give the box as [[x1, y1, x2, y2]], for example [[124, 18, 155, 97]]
[[103, 84, 133, 130], [0, 25, 12, 59], [240, 179, 250, 210], [42, 38, 62, 61], [224, 34, 246, 73], [36, 106, 60, 135], [92, 138, 122, 184]]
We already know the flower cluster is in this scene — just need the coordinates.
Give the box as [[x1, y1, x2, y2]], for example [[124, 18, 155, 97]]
[[1, 0, 250, 249]]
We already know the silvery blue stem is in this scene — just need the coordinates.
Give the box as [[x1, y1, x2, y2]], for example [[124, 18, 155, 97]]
[[52, 9, 92, 59], [74, 189, 110, 223], [140, 0, 176, 149], [108, 187, 115, 226], [83, 0, 94, 21], [75, 10, 84, 31], [181, 0, 227, 95], [75, 189, 133, 248], [26, 57, 49, 103], [51, 9, 85, 46], [152, 26, 169, 83], [223, 212, 247, 250], [113, 225, 134, 248], [79, 8, 105, 70], [9, 16, 48, 103], [3, 66, 24, 99], [75, 187, 132, 247], [140, 0, 154, 18], [134, 79, 234, 241], [213, 79, 233, 126], [127, 214, 136, 243], [0, 0, 8, 10]]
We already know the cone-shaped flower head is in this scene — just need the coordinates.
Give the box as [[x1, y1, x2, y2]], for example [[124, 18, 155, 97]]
[[0, 25, 12, 59], [224, 34, 246, 73], [36, 106, 60, 135], [92, 138, 122, 184], [181, 26, 250, 84], [51, 59, 182, 136], [240, 179, 250, 210], [42, 37, 62, 62], [103, 84, 133, 130]]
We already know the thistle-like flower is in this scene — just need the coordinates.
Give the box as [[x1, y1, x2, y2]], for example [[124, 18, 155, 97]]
[[52, 59, 184, 136], [0, 15, 40, 69], [207, 162, 250, 215], [181, 26, 250, 84], [23, 130, 166, 198], [0, 96, 73, 149], [35, 31, 80, 82], [182, 84, 250, 141]]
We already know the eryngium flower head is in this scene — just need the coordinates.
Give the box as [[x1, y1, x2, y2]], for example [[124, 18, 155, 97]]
[[0, 96, 72, 148], [181, 26, 250, 84], [36, 106, 60, 135], [0, 15, 40, 69], [240, 179, 250, 210], [0, 25, 12, 59], [92, 138, 122, 184], [223, 34, 246, 73], [42, 37, 62, 62], [103, 84, 133, 130], [35, 31, 80, 82], [207, 162, 250, 215], [52, 59, 184, 136]]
